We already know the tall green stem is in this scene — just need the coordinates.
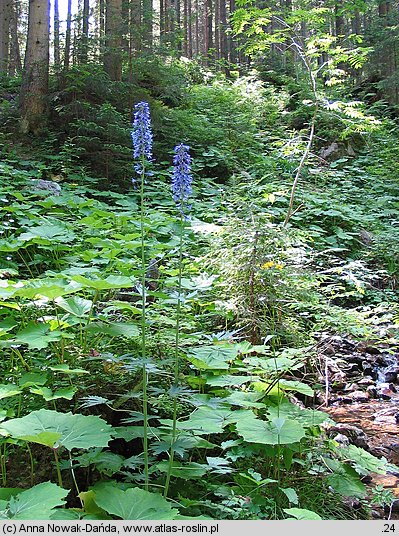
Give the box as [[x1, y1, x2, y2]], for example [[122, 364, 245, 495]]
[[164, 213, 184, 498], [140, 155, 149, 491]]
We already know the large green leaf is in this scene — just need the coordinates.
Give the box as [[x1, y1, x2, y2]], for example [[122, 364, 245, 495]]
[[0, 482, 68, 519], [86, 321, 139, 338], [187, 345, 238, 370], [156, 461, 209, 479], [284, 508, 322, 520], [0, 384, 22, 400], [235, 412, 305, 445], [29, 386, 77, 401], [14, 322, 62, 349], [0, 409, 113, 450], [266, 400, 333, 427], [177, 407, 239, 434], [55, 296, 93, 317], [71, 275, 134, 290], [19, 223, 75, 243], [92, 483, 179, 520], [326, 460, 366, 498]]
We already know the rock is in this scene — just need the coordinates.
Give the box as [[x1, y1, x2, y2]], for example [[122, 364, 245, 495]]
[[30, 179, 61, 196], [328, 423, 369, 449], [359, 230, 373, 246], [333, 433, 350, 445], [358, 376, 375, 386], [385, 371, 398, 383], [364, 345, 381, 355], [320, 142, 339, 160], [367, 385, 378, 398], [361, 361, 373, 375], [371, 510, 382, 519], [385, 500, 399, 513], [348, 390, 370, 402], [344, 383, 360, 392], [377, 383, 396, 399]]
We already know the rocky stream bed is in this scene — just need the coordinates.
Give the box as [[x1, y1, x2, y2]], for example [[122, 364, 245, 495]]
[[314, 333, 399, 518]]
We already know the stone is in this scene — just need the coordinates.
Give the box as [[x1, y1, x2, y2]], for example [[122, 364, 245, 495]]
[[349, 390, 370, 402], [358, 376, 375, 386], [30, 179, 61, 196], [367, 385, 378, 398], [385, 371, 398, 383], [333, 433, 350, 445], [361, 361, 373, 375]]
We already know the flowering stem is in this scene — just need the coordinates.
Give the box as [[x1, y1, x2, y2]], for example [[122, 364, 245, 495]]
[[164, 212, 184, 498], [140, 153, 149, 491]]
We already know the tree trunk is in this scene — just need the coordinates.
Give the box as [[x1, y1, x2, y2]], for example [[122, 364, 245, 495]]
[[8, 0, 22, 74], [187, 0, 192, 57], [142, 0, 153, 48], [20, 0, 50, 134], [54, 0, 60, 68], [219, 0, 227, 62], [80, 0, 90, 63], [104, 0, 122, 80], [64, 0, 72, 71], [0, 1, 10, 74], [334, 0, 344, 37]]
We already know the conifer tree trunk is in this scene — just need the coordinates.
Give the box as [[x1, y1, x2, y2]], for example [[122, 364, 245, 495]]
[[80, 0, 90, 62], [219, 0, 227, 62], [104, 0, 122, 80], [20, 0, 50, 134], [187, 0, 192, 57], [142, 0, 153, 48], [64, 0, 72, 71], [54, 0, 60, 68], [0, 1, 10, 73], [8, 0, 22, 74]]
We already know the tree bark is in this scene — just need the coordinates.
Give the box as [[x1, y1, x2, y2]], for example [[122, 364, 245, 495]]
[[54, 0, 60, 68], [8, 0, 22, 74], [64, 0, 72, 71], [104, 0, 123, 80], [142, 0, 153, 48], [0, 1, 11, 74], [80, 0, 90, 63], [20, 0, 50, 134]]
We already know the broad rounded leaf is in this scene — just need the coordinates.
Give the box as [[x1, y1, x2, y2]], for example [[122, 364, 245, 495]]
[[284, 508, 322, 520], [55, 296, 93, 317], [236, 413, 305, 445], [0, 384, 22, 400], [14, 322, 62, 349], [0, 409, 113, 450], [2, 482, 68, 519], [92, 483, 179, 520]]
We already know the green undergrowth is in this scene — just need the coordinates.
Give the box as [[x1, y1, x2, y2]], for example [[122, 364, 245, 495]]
[[0, 67, 399, 519]]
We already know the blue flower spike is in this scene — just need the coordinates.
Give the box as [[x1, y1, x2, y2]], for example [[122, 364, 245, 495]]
[[171, 143, 193, 214]]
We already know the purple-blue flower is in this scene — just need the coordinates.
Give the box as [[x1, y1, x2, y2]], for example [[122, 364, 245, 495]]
[[172, 143, 193, 211], [132, 102, 153, 162]]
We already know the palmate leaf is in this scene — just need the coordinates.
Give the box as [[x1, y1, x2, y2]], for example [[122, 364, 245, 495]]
[[177, 407, 239, 434], [235, 412, 306, 445], [0, 409, 113, 450], [55, 296, 93, 317], [14, 322, 62, 349], [266, 399, 333, 427], [0, 384, 22, 400], [325, 459, 366, 498], [86, 321, 139, 338], [91, 483, 180, 520], [71, 274, 134, 290], [187, 345, 238, 370], [0, 482, 68, 519], [156, 461, 209, 479], [284, 508, 322, 520]]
